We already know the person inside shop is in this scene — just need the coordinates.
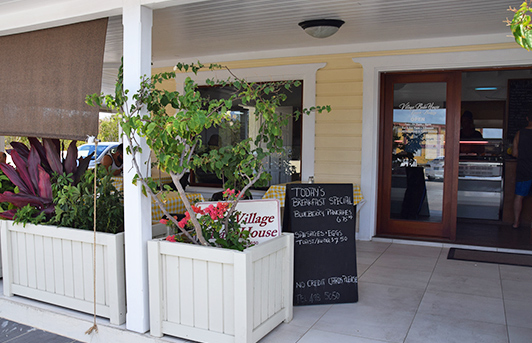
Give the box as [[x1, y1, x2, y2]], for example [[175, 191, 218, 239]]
[[101, 143, 123, 176], [511, 115, 532, 229], [460, 110, 484, 155]]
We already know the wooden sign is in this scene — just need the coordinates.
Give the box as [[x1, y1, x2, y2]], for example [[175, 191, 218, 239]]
[[283, 183, 358, 305]]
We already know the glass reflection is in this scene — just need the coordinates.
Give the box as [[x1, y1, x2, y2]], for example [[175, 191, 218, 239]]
[[390, 82, 446, 222]]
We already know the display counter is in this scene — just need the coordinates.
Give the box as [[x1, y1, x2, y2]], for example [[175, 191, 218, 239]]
[[457, 160, 503, 220]]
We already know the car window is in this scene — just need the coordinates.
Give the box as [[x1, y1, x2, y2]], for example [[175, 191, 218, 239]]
[[96, 145, 110, 159], [78, 145, 95, 159]]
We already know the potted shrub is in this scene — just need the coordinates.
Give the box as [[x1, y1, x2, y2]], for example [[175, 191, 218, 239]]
[[87, 62, 329, 342], [0, 138, 126, 325]]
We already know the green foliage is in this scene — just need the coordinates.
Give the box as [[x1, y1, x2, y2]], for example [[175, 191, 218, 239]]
[[507, 2, 532, 50], [49, 168, 124, 233], [98, 114, 120, 142], [87, 61, 331, 247], [0, 170, 15, 211], [13, 204, 47, 226]]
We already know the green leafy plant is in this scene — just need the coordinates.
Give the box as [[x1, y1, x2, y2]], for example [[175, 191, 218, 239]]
[[0, 169, 15, 212], [507, 1, 532, 50], [50, 168, 124, 233], [13, 204, 47, 226], [87, 61, 330, 250]]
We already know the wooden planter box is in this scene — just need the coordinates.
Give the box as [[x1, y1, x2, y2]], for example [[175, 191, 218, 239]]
[[0, 221, 3, 278], [148, 232, 294, 343], [0, 221, 126, 325]]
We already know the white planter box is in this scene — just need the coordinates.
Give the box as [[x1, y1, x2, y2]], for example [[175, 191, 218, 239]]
[[0, 221, 3, 278], [0, 221, 126, 325], [148, 232, 294, 343]]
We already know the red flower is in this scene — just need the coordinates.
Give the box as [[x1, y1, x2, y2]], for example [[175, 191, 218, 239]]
[[178, 217, 188, 229], [160, 218, 168, 225], [166, 235, 176, 242], [191, 205, 204, 215], [223, 188, 235, 197]]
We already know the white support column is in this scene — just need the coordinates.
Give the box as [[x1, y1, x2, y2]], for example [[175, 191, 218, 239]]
[[122, 1, 153, 333]]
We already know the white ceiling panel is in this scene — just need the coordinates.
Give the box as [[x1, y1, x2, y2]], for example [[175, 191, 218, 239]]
[[144, 0, 519, 62], [97, 0, 524, 93]]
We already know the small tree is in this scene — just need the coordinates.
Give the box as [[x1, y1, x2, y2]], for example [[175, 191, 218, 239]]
[[87, 62, 329, 249]]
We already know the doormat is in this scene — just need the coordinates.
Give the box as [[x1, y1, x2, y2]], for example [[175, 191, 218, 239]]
[[447, 248, 532, 267]]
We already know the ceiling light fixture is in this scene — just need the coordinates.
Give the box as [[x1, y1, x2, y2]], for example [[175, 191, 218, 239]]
[[298, 19, 345, 39]]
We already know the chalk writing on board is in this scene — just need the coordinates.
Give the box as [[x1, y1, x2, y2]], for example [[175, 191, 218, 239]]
[[295, 275, 358, 289], [294, 229, 349, 245], [291, 197, 326, 207], [294, 290, 345, 304], [328, 196, 353, 206], [293, 208, 353, 223], [291, 186, 326, 197], [290, 187, 354, 209], [285, 183, 358, 305], [294, 209, 325, 218]]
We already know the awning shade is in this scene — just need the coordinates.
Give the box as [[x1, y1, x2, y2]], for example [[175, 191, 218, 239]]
[[0, 18, 108, 140]]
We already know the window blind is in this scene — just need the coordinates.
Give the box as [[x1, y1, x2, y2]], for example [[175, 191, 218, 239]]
[[0, 18, 108, 140]]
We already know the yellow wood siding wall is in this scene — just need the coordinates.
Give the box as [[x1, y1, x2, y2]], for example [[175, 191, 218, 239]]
[[315, 58, 362, 185]]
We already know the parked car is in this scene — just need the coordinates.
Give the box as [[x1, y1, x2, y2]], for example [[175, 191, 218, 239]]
[[425, 156, 444, 181], [77, 142, 120, 169]]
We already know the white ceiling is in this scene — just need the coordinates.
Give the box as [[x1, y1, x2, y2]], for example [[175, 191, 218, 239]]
[[0, 0, 522, 66], [151, 0, 518, 61], [96, 0, 526, 94]]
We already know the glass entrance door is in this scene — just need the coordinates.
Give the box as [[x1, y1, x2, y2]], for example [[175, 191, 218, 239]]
[[377, 72, 461, 240]]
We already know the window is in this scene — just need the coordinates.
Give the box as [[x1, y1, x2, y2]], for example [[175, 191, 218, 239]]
[[191, 83, 303, 188]]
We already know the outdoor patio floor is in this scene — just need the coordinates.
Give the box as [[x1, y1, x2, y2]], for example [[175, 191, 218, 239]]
[[2, 239, 532, 343]]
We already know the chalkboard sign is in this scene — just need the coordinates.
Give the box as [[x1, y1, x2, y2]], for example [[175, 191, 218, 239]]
[[283, 183, 358, 305], [507, 79, 532, 142]]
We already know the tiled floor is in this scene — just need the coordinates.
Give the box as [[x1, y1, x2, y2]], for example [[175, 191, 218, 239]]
[[260, 240, 532, 343], [2, 240, 532, 342]]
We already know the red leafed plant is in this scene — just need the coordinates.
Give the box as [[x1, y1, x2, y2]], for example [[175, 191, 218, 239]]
[[0, 138, 93, 221]]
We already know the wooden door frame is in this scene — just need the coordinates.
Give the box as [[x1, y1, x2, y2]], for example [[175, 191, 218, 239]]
[[377, 71, 461, 241]]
